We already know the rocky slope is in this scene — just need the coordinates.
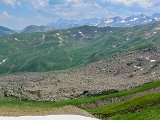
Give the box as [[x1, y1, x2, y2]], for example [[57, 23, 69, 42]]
[[1, 48, 160, 101]]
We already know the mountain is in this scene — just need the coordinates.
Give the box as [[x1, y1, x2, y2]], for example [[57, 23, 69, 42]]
[[0, 26, 16, 36], [101, 14, 156, 27], [0, 22, 160, 74], [152, 13, 160, 21], [48, 19, 79, 29], [48, 14, 160, 29], [21, 25, 55, 33]]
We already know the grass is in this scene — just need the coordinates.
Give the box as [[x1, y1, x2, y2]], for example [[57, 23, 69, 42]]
[[0, 80, 159, 118], [0, 80, 160, 108], [109, 107, 160, 120], [88, 92, 160, 116]]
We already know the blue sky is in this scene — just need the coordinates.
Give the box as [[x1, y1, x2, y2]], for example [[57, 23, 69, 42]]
[[0, 0, 159, 29]]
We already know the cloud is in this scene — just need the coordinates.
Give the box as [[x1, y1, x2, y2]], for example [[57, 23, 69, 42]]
[[1, 0, 21, 6], [0, 0, 159, 29], [29, 0, 49, 9], [36, 0, 116, 20], [107, 0, 153, 8], [0, 11, 15, 18], [0, 11, 52, 29]]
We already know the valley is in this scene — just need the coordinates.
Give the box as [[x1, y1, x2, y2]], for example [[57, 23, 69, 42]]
[[0, 21, 160, 120]]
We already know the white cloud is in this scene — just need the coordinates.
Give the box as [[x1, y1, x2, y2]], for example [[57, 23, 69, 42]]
[[46, 0, 116, 20], [107, 0, 153, 8], [0, 11, 15, 18], [1, 0, 21, 6], [29, 0, 49, 9]]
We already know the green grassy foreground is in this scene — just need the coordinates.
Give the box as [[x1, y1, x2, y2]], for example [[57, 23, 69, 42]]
[[0, 80, 160, 119], [88, 92, 160, 116], [109, 107, 160, 120]]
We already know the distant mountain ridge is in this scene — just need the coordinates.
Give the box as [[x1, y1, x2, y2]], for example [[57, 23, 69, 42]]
[[0, 26, 16, 36], [21, 25, 55, 33], [1, 13, 160, 35], [48, 13, 160, 29], [0, 25, 55, 36]]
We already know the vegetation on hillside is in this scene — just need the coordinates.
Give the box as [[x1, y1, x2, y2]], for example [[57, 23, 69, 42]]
[[0, 22, 160, 74]]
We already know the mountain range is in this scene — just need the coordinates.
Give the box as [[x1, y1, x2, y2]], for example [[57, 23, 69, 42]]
[[0, 13, 160, 36], [49, 13, 160, 29]]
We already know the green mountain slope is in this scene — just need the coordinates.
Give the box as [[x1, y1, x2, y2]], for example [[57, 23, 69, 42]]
[[0, 22, 160, 74]]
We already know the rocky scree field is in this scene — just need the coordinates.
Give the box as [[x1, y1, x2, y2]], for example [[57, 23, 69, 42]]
[[0, 48, 160, 101]]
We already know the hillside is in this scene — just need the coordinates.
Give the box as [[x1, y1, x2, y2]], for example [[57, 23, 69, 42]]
[[0, 22, 160, 74], [0, 47, 160, 101], [0, 26, 16, 36]]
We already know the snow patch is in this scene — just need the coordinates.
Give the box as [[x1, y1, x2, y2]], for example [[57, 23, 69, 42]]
[[145, 57, 150, 60], [58, 37, 63, 40], [56, 33, 60, 36], [41, 35, 45, 45], [0, 58, 7, 65], [156, 27, 160, 30], [112, 44, 117, 48], [42, 35, 45, 39], [58, 37, 64, 46], [120, 20, 125, 23], [151, 72, 156, 76], [151, 60, 156, 62], [129, 18, 138, 21], [105, 19, 113, 23], [14, 38, 20, 41], [79, 31, 85, 36], [0, 115, 99, 120], [134, 66, 141, 69]]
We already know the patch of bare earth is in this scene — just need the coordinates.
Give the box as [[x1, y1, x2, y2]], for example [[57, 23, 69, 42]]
[[0, 106, 94, 117]]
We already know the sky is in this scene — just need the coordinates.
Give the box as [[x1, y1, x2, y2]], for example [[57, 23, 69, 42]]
[[0, 0, 160, 29]]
